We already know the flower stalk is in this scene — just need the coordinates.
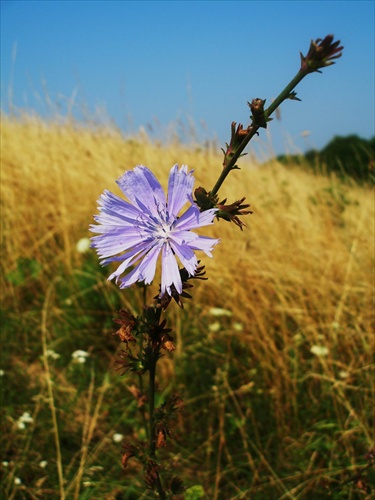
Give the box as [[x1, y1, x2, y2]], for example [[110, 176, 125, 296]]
[[90, 33, 343, 498], [148, 349, 166, 499], [208, 34, 343, 201]]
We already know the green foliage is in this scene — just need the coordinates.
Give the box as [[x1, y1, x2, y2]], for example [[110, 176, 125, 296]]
[[6, 257, 42, 286], [184, 485, 205, 500], [1, 256, 373, 498], [278, 134, 374, 182], [317, 134, 374, 180]]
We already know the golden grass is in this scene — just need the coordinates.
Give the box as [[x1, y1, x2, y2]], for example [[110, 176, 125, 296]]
[[1, 114, 374, 497], [2, 113, 373, 345]]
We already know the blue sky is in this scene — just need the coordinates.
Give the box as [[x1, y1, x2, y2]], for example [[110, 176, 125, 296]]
[[1, 0, 374, 158]]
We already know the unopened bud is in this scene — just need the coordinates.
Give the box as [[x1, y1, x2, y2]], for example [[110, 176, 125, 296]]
[[249, 99, 268, 128]]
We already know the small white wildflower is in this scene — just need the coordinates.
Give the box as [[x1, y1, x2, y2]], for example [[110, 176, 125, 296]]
[[46, 349, 60, 360], [89, 465, 104, 472], [233, 322, 243, 331], [17, 411, 34, 430], [0, 369, 4, 376], [339, 370, 349, 379], [209, 322, 221, 332], [17, 412, 33, 428], [72, 350, 89, 364], [209, 307, 233, 317], [83, 481, 93, 487], [76, 237, 91, 254], [20, 412, 33, 423], [2, 461, 9, 467], [39, 460, 48, 468], [72, 350, 89, 358], [112, 433, 124, 443], [14, 477, 22, 485], [310, 345, 329, 357]]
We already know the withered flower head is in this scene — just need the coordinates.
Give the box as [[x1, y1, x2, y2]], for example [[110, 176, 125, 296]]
[[217, 197, 253, 230], [154, 394, 184, 448], [146, 316, 175, 352], [170, 476, 185, 495], [116, 349, 146, 375], [156, 429, 168, 448], [121, 442, 138, 468], [145, 460, 160, 489], [220, 122, 252, 168], [127, 384, 147, 408], [160, 331, 175, 353], [114, 309, 137, 345], [300, 34, 343, 74], [365, 448, 375, 465]]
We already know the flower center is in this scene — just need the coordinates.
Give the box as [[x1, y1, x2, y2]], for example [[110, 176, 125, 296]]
[[154, 221, 173, 242]]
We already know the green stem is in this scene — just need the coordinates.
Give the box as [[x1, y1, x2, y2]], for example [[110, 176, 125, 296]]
[[138, 285, 149, 438], [149, 356, 156, 455], [265, 69, 306, 118], [142, 284, 147, 307], [210, 69, 308, 198], [138, 373, 149, 439], [148, 351, 166, 499], [210, 124, 260, 198]]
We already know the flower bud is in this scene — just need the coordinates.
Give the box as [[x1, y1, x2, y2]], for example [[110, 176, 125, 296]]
[[194, 186, 217, 211], [300, 34, 343, 74], [249, 98, 268, 128]]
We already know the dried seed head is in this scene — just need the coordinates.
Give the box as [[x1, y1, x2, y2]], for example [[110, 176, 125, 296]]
[[300, 34, 343, 74]]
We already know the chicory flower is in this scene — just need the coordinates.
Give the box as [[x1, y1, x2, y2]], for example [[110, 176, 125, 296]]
[[90, 165, 219, 296]]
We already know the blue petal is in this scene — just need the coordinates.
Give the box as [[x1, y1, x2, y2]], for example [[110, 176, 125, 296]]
[[167, 165, 195, 218], [107, 242, 155, 281], [137, 243, 162, 285], [160, 243, 182, 295], [187, 235, 220, 257], [116, 166, 166, 219], [169, 240, 197, 275], [98, 190, 144, 221], [175, 206, 217, 231], [118, 265, 143, 289], [118, 243, 162, 289]]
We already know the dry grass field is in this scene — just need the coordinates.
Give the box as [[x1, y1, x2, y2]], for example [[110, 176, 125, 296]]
[[1, 114, 374, 499]]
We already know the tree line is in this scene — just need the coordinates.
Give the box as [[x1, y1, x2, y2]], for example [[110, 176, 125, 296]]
[[277, 135, 374, 182]]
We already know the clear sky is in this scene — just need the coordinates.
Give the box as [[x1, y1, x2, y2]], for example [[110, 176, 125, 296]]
[[1, 0, 374, 158]]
